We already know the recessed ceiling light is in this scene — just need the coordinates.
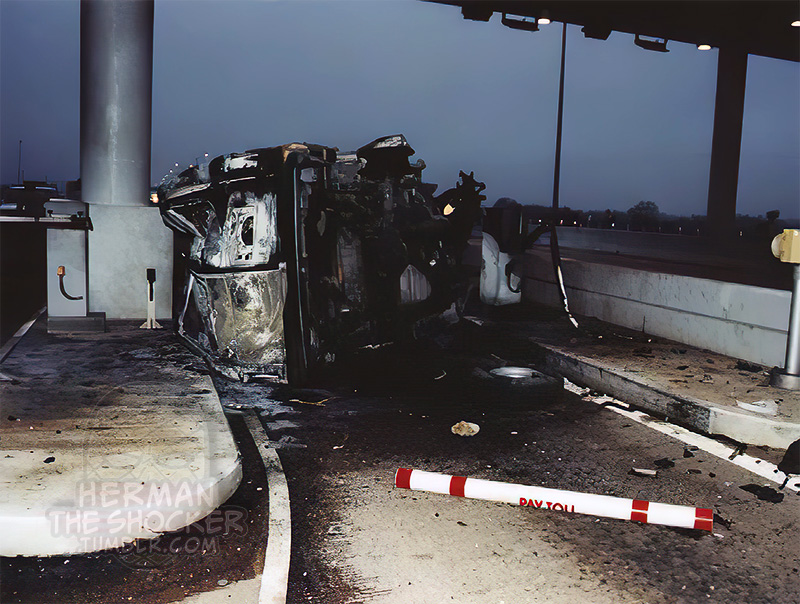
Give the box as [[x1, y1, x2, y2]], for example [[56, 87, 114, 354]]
[[697, 44, 712, 50]]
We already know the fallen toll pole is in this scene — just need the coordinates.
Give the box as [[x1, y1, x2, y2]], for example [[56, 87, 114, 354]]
[[395, 468, 713, 531]]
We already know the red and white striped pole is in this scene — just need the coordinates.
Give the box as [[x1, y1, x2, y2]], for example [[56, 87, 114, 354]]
[[395, 468, 713, 531]]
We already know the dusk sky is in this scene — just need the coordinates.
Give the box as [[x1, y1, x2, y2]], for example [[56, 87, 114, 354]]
[[1, 0, 798, 218]]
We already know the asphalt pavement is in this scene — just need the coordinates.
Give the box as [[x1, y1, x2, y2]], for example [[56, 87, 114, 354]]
[[1, 307, 799, 603], [216, 317, 799, 604]]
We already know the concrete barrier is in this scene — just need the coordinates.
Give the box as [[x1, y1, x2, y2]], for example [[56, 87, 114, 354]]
[[523, 247, 791, 368]]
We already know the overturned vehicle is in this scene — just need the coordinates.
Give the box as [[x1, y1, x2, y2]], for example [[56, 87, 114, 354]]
[[158, 135, 485, 384]]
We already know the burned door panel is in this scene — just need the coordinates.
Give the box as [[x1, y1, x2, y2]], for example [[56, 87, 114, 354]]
[[185, 269, 287, 380]]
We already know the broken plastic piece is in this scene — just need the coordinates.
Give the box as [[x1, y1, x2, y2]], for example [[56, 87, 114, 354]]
[[629, 468, 658, 477]]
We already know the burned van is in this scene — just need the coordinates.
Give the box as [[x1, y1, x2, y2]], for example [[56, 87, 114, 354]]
[[158, 135, 484, 384]]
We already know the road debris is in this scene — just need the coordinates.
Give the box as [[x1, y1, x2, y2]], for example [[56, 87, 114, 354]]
[[728, 443, 747, 460], [629, 468, 658, 477], [271, 435, 308, 449], [288, 398, 329, 407], [490, 367, 534, 379], [735, 360, 763, 373], [736, 399, 778, 415], [395, 468, 714, 531], [451, 421, 480, 437], [653, 458, 675, 469], [778, 439, 800, 476]]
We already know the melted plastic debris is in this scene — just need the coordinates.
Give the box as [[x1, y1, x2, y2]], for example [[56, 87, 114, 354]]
[[451, 421, 480, 437]]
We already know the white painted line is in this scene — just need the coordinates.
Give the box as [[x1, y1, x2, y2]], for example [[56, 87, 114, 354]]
[[564, 378, 799, 493], [244, 411, 292, 604]]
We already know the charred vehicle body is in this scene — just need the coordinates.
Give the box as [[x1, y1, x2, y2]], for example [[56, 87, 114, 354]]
[[158, 135, 485, 384]]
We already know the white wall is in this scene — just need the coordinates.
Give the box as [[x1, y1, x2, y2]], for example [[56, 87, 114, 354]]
[[88, 205, 173, 320], [46, 229, 88, 318]]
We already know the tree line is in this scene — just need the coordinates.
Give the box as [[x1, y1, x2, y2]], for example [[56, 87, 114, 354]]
[[513, 200, 794, 240]]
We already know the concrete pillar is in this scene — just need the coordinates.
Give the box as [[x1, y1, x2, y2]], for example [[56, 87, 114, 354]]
[[706, 46, 748, 241], [80, 0, 172, 319], [80, 0, 153, 208]]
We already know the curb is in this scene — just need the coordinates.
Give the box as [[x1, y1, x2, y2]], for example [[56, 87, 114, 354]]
[[243, 411, 291, 604], [540, 344, 800, 449], [0, 306, 46, 366]]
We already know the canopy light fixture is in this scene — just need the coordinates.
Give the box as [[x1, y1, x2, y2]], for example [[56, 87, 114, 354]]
[[634, 34, 669, 53], [792, 20, 800, 27], [582, 24, 611, 40], [461, 5, 493, 22], [697, 43, 712, 50], [538, 10, 551, 25], [501, 13, 539, 32]]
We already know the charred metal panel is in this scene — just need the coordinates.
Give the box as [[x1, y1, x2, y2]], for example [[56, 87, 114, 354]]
[[183, 269, 287, 380], [159, 136, 485, 383]]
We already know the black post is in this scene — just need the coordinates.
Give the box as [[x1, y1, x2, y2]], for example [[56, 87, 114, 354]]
[[552, 23, 566, 214], [549, 22, 578, 327]]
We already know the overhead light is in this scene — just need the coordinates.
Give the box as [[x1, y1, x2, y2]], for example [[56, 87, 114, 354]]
[[697, 43, 712, 51], [634, 34, 669, 53], [538, 10, 551, 25], [792, 20, 800, 27], [501, 13, 539, 32]]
